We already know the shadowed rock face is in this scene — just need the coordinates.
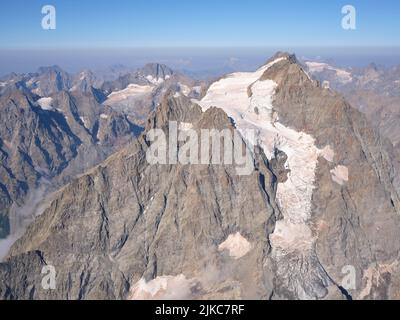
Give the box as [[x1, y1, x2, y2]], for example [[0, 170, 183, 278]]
[[0, 89, 80, 238], [0, 87, 141, 241], [1, 53, 399, 300]]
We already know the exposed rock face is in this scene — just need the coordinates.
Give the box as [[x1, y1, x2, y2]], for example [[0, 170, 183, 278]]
[[0, 88, 79, 238], [70, 70, 103, 93], [0, 53, 399, 300], [0, 87, 141, 243], [0, 94, 280, 299], [0, 62, 199, 250], [138, 63, 175, 83], [28, 66, 73, 96]]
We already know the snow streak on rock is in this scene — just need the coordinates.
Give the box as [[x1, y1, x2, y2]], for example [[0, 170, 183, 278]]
[[37, 97, 54, 111], [330, 165, 349, 185], [129, 274, 194, 300], [105, 84, 154, 105], [218, 232, 252, 259]]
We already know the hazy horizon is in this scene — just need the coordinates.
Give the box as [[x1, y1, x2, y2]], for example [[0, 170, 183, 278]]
[[1, 46, 400, 77]]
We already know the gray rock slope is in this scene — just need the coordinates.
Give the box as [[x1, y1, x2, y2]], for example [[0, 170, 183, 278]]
[[0, 87, 141, 240], [1, 53, 399, 300]]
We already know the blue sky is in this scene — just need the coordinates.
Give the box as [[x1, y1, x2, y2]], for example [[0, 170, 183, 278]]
[[0, 0, 399, 75], [1, 0, 399, 48]]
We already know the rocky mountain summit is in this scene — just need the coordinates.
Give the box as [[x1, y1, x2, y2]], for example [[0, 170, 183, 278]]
[[0, 53, 399, 300], [102, 63, 204, 124]]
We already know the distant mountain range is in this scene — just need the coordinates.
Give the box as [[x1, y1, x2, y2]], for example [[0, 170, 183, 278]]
[[304, 59, 400, 150], [0, 62, 204, 255]]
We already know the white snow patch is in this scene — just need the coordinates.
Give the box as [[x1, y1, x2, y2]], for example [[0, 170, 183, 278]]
[[146, 75, 164, 85], [105, 84, 154, 104], [192, 86, 202, 94], [129, 275, 194, 300], [319, 145, 335, 162], [190, 86, 202, 98], [322, 80, 330, 89], [274, 131, 321, 224], [306, 62, 353, 84], [218, 232, 251, 259], [330, 165, 349, 185], [335, 69, 353, 83], [305, 62, 330, 73], [80, 116, 89, 128], [178, 82, 191, 96], [270, 220, 315, 252], [26, 78, 36, 86], [37, 97, 54, 111], [79, 72, 86, 81], [100, 113, 109, 120], [32, 88, 41, 94]]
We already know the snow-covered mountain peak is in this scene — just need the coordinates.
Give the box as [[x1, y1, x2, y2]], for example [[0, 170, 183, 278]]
[[196, 55, 342, 297]]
